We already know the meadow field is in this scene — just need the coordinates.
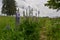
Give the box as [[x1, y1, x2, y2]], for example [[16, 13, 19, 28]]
[[0, 16, 60, 40]]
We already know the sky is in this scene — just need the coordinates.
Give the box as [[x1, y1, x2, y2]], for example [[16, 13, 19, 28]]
[[0, 0, 60, 17]]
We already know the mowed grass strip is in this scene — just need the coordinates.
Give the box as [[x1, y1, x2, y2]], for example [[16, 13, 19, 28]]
[[0, 16, 15, 30]]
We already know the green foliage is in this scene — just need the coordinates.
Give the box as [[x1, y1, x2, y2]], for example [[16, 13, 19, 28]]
[[0, 16, 60, 40], [19, 19, 40, 40], [2, 0, 16, 15], [0, 29, 24, 40], [46, 18, 60, 40], [45, 0, 60, 11], [0, 16, 40, 40]]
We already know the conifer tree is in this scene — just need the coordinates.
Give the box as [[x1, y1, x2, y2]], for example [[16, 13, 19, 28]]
[[2, 0, 16, 15]]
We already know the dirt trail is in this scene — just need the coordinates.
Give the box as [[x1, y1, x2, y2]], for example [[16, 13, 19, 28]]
[[40, 27, 47, 40]]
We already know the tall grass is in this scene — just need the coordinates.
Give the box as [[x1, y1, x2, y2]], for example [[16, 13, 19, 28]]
[[0, 16, 60, 40], [0, 16, 40, 40]]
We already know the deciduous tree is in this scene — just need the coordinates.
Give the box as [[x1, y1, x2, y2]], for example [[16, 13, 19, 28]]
[[45, 0, 60, 11]]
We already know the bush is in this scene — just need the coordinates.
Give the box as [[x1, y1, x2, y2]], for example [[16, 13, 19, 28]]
[[19, 19, 40, 40]]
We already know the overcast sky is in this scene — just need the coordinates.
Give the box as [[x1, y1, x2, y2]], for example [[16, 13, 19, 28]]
[[0, 0, 60, 17]]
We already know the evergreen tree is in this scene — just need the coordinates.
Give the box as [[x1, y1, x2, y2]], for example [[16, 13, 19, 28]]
[[2, 0, 16, 15]]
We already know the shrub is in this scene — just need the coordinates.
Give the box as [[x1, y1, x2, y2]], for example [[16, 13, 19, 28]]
[[19, 19, 40, 40]]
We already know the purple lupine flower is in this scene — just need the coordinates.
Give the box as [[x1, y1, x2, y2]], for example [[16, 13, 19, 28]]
[[16, 10, 20, 25]]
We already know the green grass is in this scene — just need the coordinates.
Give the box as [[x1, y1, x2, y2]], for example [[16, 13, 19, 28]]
[[0, 16, 27, 40], [0, 16, 60, 40], [0, 16, 15, 27]]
